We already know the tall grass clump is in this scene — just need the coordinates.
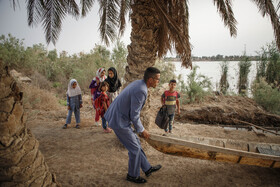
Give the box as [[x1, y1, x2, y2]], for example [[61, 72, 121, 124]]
[[219, 61, 229, 95], [251, 78, 280, 115], [180, 66, 212, 103], [237, 54, 251, 96], [256, 49, 267, 82], [266, 45, 280, 87]]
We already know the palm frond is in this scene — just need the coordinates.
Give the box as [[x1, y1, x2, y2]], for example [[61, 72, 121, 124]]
[[177, 0, 191, 68], [80, 0, 95, 17], [153, 0, 192, 68], [65, 0, 80, 18], [118, 0, 130, 36], [27, 0, 81, 44], [27, 0, 45, 26], [251, 0, 280, 50], [10, 0, 19, 10], [98, 0, 119, 46], [213, 0, 237, 37], [42, 0, 67, 44], [277, 1, 280, 14]]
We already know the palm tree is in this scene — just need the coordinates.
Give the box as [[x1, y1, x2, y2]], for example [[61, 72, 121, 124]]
[[0, 61, 59, 186]]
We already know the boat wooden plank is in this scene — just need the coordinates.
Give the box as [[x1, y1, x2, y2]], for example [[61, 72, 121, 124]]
[[211, 152, 240, 163], [274, 161, 280, 168], [224, 140, 248, 151], [239, 157, 274, 167], [147, 134, 280, 168]]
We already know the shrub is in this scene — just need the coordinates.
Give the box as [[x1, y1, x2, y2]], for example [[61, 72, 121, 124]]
[[53, 82, 62, 88], [265, 43, 280, 87], [180, 66, 213, 103], [31, 71, 52, 90], [251, 78, 280, 115], [0, 34, 25, 68], [59, 99, 67, 106], [256, 42, 280, 88], [111, 40, 128, 84]]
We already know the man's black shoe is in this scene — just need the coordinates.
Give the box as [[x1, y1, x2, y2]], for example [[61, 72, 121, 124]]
[[126, 174, 147, 183], [145, 165, 162, 177]]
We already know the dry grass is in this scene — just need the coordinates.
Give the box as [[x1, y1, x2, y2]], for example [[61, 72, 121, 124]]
[[29, 71, 52, 90], [22, 83, 61, 111]]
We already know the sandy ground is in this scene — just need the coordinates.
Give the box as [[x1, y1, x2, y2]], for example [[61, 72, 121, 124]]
[[24, 93, 280, 187]]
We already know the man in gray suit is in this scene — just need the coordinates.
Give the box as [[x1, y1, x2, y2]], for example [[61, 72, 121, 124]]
[[104, 67, 162, 184]]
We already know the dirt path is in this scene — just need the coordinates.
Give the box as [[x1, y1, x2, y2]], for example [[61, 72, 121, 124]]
[[26, 95, 280, 187]]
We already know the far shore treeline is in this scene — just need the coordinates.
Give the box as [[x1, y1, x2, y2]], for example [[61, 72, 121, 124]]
[[0, 34, 279, 114], [165, 55, 260, 62]]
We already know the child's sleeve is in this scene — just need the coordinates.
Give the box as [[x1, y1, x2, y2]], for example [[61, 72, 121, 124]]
[[66, 94, 70, 106], [89, 80, 98, 89], [79, 94, 83, 104], [89, 80, 94, 88]]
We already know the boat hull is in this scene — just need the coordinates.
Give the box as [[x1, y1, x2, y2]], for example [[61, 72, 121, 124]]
[[147, 134, 280, 168]]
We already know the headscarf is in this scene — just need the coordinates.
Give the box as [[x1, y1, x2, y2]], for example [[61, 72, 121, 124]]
[[67, 79, 82, 97], [93, 68, 106, 82], [105, 67, 122, 92]]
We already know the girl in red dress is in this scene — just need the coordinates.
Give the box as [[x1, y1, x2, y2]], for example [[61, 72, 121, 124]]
[[95, 81, 112, 133]]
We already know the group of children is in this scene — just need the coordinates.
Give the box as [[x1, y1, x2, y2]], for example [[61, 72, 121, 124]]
[[63, 68, 180, 134], [63, 67, 121, 133]]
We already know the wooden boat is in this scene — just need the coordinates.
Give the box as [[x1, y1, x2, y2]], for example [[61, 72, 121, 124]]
[[147, 134, 280, 168]]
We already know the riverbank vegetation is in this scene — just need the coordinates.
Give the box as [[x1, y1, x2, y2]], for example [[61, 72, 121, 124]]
[[0, 34, 130, 95], [252, 42, 280, 115], [0, 34, 279, 114]]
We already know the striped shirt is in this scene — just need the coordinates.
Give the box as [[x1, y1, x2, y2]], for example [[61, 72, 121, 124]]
[[162, 90, 180, 115]]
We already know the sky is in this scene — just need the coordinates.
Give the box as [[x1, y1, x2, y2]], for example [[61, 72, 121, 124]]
[[0, 0, 276, 57]]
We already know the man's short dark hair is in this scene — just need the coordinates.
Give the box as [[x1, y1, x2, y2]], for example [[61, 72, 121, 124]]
[[169, 79, 177, 84], [144, 67, 160, 83]]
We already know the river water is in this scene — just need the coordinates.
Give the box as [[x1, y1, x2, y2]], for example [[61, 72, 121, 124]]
[[173, 61, 258, 95]]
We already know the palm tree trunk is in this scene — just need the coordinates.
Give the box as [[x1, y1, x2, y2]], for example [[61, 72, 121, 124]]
[[126, 0, 160, 130], [0, 62, 59, 186]]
